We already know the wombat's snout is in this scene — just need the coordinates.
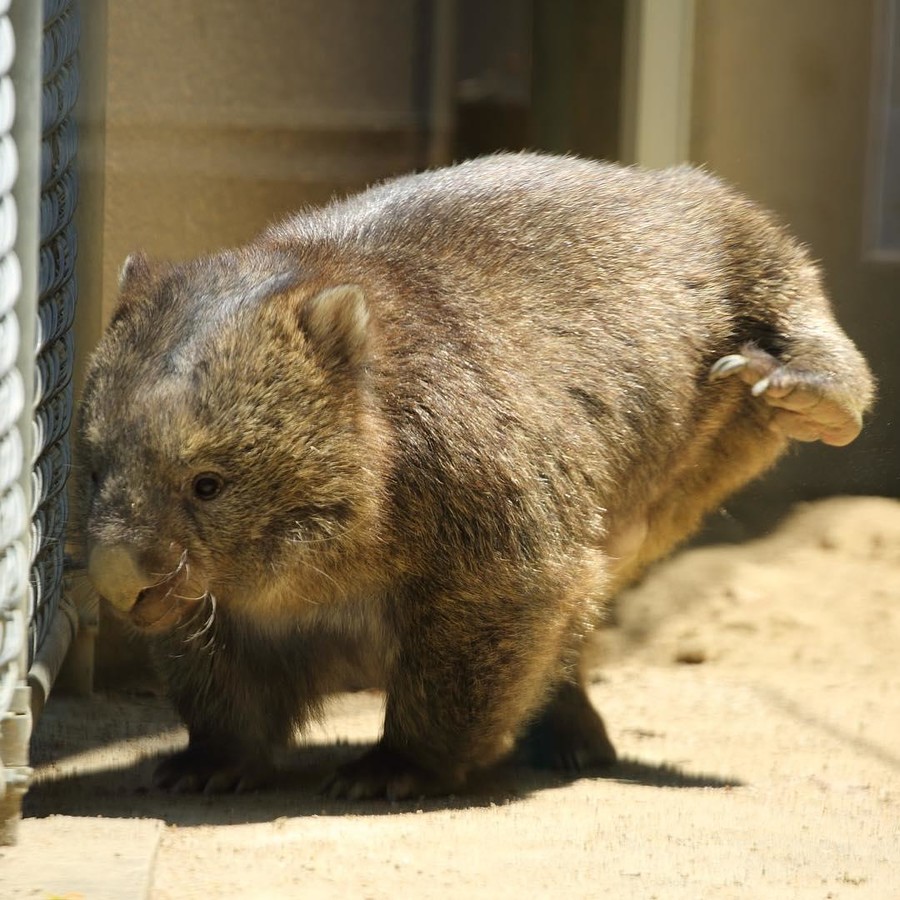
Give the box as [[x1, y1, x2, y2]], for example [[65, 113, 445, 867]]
[[88, 543, 151, 612]]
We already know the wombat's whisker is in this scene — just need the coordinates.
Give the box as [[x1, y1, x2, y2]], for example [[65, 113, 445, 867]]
[[146, 549, 189, 589], [174, 589, 209, 604], [183, 593, 217, 644], [166, 595, 218, 657]]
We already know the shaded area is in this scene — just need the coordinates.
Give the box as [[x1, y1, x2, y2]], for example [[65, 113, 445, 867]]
[[25, 694, 740, 828]]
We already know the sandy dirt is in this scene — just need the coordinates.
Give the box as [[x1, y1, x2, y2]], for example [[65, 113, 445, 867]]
[[2, 496, 899, 899]]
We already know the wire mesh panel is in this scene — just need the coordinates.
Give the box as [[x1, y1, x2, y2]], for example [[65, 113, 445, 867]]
[[0, 0, 78, 843], [31, 0, 78, 670], [0, 0, 31, 845]]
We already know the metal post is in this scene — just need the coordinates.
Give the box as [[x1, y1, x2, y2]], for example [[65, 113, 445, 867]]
[[0, 0, 42, 846]]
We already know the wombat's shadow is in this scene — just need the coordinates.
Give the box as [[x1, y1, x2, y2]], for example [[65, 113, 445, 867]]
[[24, 746, 741, 827], [25, 693, 741, 826]]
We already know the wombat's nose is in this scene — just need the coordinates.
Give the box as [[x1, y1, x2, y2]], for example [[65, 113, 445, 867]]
[[88, 543, 149, 612]]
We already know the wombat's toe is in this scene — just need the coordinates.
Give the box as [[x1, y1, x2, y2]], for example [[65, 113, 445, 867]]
[[709, 346, 865, 447], [322, 743, 462, 801], [517, 681, 618, 773], [153, 746, 271, 794]]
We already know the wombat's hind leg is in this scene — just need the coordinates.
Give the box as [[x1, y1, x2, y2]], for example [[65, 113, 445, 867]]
[[153, 737, 274, 794], [709, 343, 869, 447], [516, 679, 617, 773], [323, 580, 579, 801]]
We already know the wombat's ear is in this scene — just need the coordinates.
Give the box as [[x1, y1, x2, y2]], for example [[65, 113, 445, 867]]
[[118, 252, 154, 292], [299, 284, 369, 371], [108, 252, 157, 327]]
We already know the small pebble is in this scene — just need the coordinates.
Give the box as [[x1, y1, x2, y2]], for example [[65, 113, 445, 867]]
[[675, 642, 707, 665]]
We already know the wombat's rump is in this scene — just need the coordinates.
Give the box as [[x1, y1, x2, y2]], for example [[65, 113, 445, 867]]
[[79, 153, 874, 799]]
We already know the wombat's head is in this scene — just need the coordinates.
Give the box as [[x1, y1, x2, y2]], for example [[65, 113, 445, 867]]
[[77, 248, 381, 633]]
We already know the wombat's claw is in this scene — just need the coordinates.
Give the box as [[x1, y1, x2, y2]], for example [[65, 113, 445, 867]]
[[708, 347, 864, 447], [153, 748, 271, 794], [708, 354, 749, 381], [517, 682, 618, 773], [321, 744, 460, 802]]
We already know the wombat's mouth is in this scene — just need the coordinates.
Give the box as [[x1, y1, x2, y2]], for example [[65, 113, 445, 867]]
[[126, 581, 206, 633], [89, 544, 211, 634]]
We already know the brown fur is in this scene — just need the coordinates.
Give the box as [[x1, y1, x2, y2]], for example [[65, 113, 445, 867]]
[[77, 153, 874, 798]]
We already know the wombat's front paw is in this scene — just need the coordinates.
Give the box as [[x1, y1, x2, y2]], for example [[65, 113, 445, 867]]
[[153, 745, 272, 794], [322, 743, 463, 801], [709, 345, 864, 447]]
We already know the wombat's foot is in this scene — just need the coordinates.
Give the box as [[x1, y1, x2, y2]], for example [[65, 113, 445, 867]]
[[709, 345, 864, 447], [517, 680, 617, 772], [153, 744, 272, 794], [322, 743, 464, 801]]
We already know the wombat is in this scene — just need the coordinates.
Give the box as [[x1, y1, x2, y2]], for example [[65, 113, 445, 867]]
[[78, 153, 874, 799]]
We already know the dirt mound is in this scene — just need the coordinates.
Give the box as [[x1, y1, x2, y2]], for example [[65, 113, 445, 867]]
[[600, 496, 900, 673]]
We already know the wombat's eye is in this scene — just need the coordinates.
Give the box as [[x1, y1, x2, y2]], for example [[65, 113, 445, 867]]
[[192, 473, 224, 501]]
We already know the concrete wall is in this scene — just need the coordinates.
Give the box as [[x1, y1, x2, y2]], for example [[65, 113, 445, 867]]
[[76, 0, 427, 376], [691, 0, 899, 533]]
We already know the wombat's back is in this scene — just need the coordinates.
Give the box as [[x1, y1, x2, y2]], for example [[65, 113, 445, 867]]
[[266, 153, 818, 440], [263, 153, 832, 563]]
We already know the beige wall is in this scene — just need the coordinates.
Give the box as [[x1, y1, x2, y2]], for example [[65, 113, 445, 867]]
[[76, 1, 425, 369], [691, 0, 899, 530]]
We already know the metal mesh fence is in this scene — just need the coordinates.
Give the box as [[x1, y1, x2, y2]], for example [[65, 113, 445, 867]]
[[31, 0, 78, 667], [0, 0, 78, 844], [0, 0, 31, 846]]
